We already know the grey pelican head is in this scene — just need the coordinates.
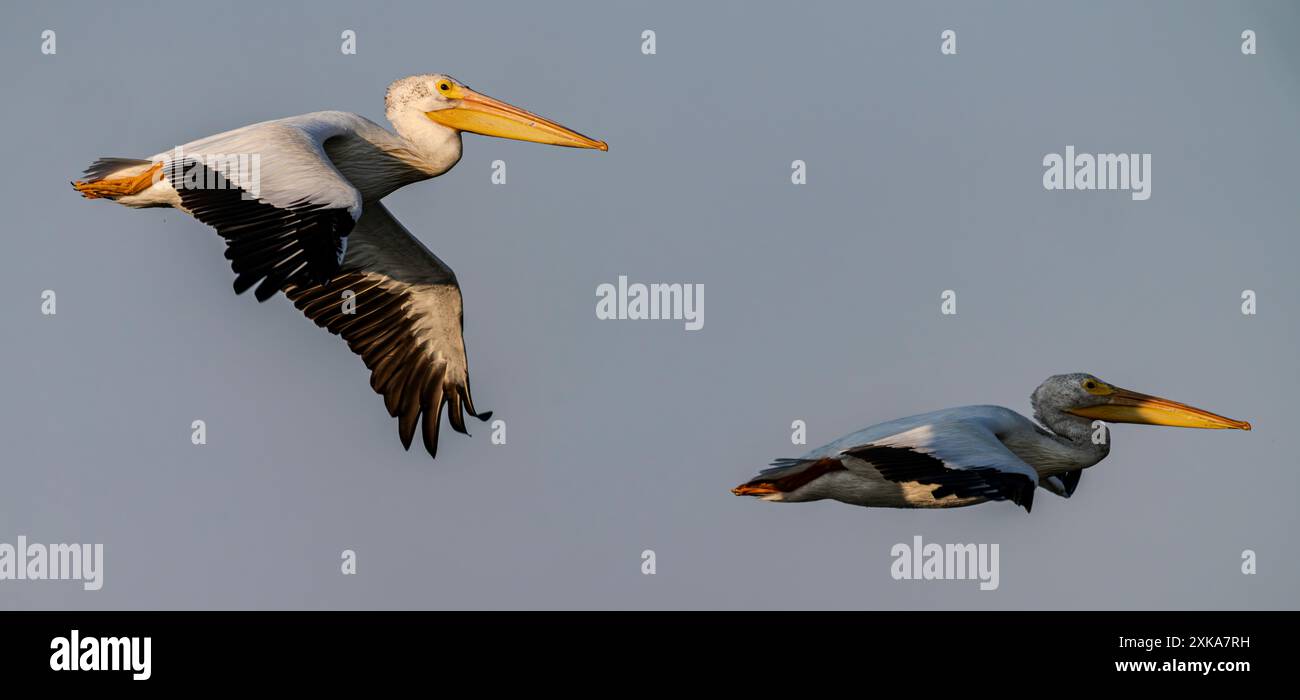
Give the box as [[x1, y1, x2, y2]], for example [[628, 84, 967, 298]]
[[1032, 372, 1252, 440]]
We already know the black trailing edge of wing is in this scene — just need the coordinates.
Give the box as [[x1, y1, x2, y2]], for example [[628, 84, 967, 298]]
[[843, 444, 1036, 513], [168, 159, 354, 301]]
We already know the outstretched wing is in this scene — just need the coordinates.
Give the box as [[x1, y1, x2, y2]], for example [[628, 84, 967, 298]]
[[838, 415, 1040, 512], [157, 113, 364, 301], [282, 202, 491, 459]]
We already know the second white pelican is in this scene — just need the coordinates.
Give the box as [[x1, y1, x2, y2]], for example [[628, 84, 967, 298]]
[[73, 74, 607, 458], [733, 373, 1251, 512]]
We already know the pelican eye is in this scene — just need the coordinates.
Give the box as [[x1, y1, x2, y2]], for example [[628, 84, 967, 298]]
[[1081, 379, 1113, 396], [438, 82, 452, 92]]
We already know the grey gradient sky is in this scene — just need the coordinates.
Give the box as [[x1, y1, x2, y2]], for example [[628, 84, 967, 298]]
[[1, 0, 1297, 610]]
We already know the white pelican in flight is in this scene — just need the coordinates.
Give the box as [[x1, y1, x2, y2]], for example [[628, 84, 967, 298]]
[[732, 373, 1250, 512], [73, 74, 606, 458]]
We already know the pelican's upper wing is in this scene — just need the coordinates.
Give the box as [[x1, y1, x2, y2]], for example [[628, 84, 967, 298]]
[[833, 408, 1040, 512], [155, 112, 365, 301], [282, 202, 491, 459]]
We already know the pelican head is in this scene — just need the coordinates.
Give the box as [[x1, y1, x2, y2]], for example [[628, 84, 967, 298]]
[[1032, 373, 1251, 432], [385, 73, 607, 151]]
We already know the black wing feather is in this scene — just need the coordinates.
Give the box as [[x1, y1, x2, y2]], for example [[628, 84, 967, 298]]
[[168, 159, 354, 300], [843, 444, 1036, 512], [283, 271, 489, 459]]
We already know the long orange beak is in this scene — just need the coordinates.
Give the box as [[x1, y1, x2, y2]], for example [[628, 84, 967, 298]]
[[426, 87, 607, 151], [1067, 387, 1251, 430]]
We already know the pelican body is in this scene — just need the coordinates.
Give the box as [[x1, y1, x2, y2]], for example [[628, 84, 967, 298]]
[[73, 74, 606, 459], [733, 373, 1251, 513]]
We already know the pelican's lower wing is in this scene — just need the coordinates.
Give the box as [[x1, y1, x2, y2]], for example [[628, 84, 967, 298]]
[[283, 202, 490, 459], [840, 420, 1040, 512]]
